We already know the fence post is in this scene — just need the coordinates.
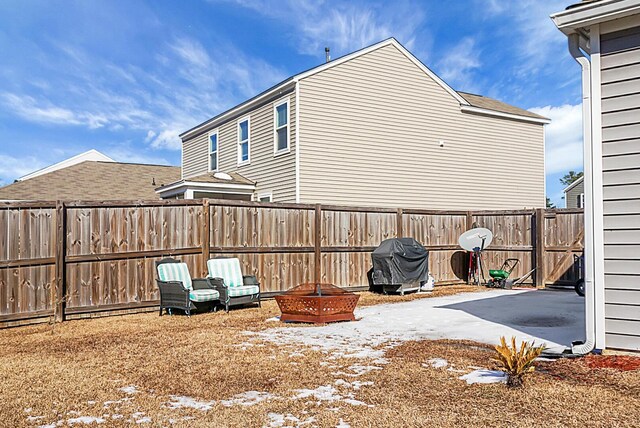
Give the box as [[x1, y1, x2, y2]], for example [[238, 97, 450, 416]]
[[466, 211, 473, 230], [314, 204, 322, 284], [396, 208, 403, 237], [54, 201, 66, 322], [202, 199, 210, 277], [534, 208, 545, 288]]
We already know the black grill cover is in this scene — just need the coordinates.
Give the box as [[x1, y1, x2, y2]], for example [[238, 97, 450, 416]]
[[371, 238, 429, 286]]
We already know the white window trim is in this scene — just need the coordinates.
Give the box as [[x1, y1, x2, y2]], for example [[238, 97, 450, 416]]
[[257, 192, 273, 202], [237, 116, 251, 166], [579, 193, 585, 208], [208, 129, 219, 172], [273, 96, 290, 156]]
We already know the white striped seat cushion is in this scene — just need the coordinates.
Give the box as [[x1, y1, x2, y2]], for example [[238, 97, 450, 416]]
[[207, 258, 244, 288], [227, 285, 259, 298], [189, 289, 220, 302], [157, 262, 193, 290]]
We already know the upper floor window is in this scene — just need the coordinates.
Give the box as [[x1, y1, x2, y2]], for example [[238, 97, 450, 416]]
[[208, 130, 218, 171], [238, 117, 250, 165], [274, 99, 289, 154]]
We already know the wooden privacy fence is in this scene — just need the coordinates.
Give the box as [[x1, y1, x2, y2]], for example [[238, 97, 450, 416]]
[[0, 199, 584, 327]]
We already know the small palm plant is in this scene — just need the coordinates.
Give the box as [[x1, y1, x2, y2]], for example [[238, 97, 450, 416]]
[[494, 336, 544, 388]]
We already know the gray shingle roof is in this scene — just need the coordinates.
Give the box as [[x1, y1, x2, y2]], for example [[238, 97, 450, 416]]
[[0, 161, 181, 201]]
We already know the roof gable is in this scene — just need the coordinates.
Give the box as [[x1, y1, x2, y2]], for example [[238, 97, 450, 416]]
[[295, 38, 470, 106]]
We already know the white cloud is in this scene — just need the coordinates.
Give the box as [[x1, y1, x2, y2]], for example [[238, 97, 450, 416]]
[[529, 104, 583, 174], [221, 0, 425, 57], [0, 36, 287, 151], [436, 38, 481, 91]]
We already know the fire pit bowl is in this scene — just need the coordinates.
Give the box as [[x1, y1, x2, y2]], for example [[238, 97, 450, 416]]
[[274, 283, 360, 324]]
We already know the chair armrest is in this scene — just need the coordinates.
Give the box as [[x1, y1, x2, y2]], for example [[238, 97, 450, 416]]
[[243, 275, 260, 287], [192, 278, 216, 290], [156, 279, 189, 293]]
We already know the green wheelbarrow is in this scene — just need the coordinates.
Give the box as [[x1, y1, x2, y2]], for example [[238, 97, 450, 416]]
[[487, 258, 520, 289]]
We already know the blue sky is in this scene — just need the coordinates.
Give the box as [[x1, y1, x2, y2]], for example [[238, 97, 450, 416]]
[[0, 0, 583, 206]]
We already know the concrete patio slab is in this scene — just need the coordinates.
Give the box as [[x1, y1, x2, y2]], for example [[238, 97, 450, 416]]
[[252, 289, 585, 359]]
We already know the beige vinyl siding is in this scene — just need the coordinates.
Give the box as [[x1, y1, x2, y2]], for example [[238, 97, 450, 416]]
[[297, 44, 545, 210], [182, 132, 209, 178], [181, 90, 297, 202], [565, 179, 585, 208], [601, 26, 640, 351]]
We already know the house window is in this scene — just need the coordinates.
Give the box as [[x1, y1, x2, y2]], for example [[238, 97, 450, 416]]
[[258, 193, 272, 202], [274, 99, 289, 154], [208, 130, 218, 171], [238, 118, 250, 165], [578, 193, 584, 208]]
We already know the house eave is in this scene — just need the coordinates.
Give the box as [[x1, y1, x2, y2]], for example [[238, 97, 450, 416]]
[[155, 180, 256, 197], [563, 176, 584, 193], [460, 105, 551, 125], [551, 0, 640, 35]]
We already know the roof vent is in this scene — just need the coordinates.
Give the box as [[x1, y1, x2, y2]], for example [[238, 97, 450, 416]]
[[213, 172, 233, 181], [325, 47, 330, 63]]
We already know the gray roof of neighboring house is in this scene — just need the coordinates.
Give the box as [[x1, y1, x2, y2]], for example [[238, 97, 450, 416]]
[[457, 92, 548, 120], [154, 171, 255, 192], [563, 175, 585, 193], [180, 38, 549, 139], [0, 161, 181, 201]]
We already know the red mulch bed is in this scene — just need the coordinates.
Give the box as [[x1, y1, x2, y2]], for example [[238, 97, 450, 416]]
[[583, 354, 640, 371]]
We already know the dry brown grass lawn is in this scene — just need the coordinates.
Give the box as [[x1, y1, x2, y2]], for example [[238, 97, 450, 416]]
[[1, 286, 638, 427]]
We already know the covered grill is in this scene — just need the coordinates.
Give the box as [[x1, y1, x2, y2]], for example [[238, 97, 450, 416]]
[[369, 238, 430, 295]]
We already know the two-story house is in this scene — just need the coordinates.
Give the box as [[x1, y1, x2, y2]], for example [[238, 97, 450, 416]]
[[157, 38, 550, 210]]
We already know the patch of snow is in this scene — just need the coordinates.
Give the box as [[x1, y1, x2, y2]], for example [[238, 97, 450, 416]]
[[24, 408, 33, 413], [265, 412, 316, 428], [336, 419, 350, 428], [27, 416, 44, 422], [166, 395, 215, 411], [220, 391, 277, 407], [289, 352, 304, 358], [135, 417, 152, 424], [247, 290, 582, 359], [67, 416, 106, 425], [37, 424, 57, 428], [266, 317, 280, 322], [459, 369, 507, 385], [87, 401, 96, 405], [111, 415, 124, 419], [334, 379, 373, 390], [426, 358, 448, 368], [293, 385, 371, 407], [119, 386, 139, 395]]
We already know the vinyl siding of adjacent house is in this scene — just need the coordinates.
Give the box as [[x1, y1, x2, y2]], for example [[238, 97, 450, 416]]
[[600, 26, 640, 351], [181, 89, 297, 202], [565, 179, 585, 208], [297, 44, 545, 210]]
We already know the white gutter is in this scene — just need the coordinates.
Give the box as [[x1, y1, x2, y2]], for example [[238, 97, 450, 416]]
[[568, 33, 596, 355]]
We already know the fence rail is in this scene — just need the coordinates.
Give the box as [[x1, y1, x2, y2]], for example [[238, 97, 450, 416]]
[[0, 200, 584, 328]]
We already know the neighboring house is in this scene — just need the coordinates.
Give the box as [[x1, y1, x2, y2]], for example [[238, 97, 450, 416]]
[[166, 38, 550, 210], [564, 176, 585, 208], [0, 150, 180, 201], [553, 0, 640, 352]]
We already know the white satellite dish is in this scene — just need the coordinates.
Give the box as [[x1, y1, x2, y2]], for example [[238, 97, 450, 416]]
[[458, 227, 493, 252], [213, 172, 233, 181]]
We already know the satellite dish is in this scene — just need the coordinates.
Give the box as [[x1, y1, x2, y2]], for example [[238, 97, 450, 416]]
[[459, 228, 493, 252], [213, 172, 232, 181]]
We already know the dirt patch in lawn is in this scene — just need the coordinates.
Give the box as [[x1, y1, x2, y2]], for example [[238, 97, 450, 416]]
[[1, 286, 637, 428]]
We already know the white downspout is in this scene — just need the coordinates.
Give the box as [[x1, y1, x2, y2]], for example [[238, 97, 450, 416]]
[[568, 33, 596, 355]]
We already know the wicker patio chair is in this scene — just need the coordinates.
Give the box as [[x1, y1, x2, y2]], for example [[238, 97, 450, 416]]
[[207, 257, 261, 312], [155, 258, 220, 316]]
